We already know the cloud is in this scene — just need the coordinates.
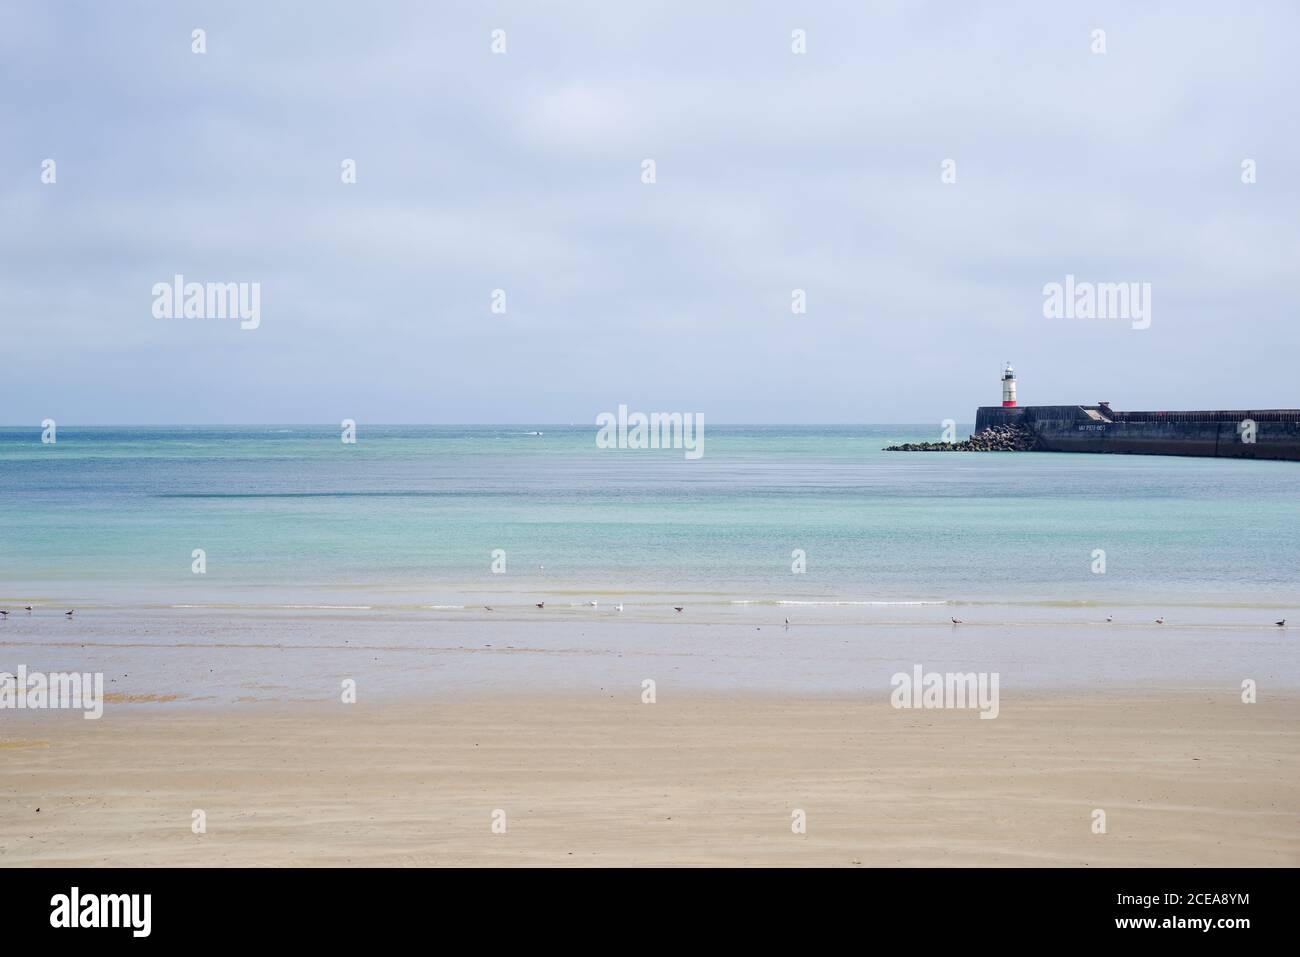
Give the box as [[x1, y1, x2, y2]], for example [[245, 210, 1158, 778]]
[[1, 0, 1298, 422]]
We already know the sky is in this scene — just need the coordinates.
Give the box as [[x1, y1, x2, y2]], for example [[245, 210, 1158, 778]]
[[2, 1, 1298, 424]]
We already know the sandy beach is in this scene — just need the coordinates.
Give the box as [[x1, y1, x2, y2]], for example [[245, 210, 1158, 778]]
[[3, 690, 1296, 867], [6, 0, 1300, 896]]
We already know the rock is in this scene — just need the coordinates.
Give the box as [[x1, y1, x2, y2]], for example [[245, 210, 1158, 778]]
[[885, 424, 1041, 452]]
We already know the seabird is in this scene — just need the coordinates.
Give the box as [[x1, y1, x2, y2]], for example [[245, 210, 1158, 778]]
[[674, 606, 683, 613], [951, 617, 962, 624], [0, 610, 8, 617], [784, 617, 790, 626], [535, 602, 544, 609], [615, 603, 623, 612], [483, 606, 493, 612], [1105, 616, 1113, 623], [65, 610, 74, 617], [24, 606, 32, 612], [1277, 619, 1287, 627], [1155, 618, 1164, 624], [587, 600, 598, 607]]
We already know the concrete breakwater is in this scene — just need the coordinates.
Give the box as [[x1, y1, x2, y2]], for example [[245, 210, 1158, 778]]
[[979, 405, 1300, 461], [887, 405, 1300, 461]]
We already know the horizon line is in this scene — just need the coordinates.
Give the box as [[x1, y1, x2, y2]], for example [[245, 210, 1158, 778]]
[[0, 421, 964, 429]]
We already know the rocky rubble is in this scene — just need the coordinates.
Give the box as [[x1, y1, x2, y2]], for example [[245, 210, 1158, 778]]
[[885, 424, 1041, 452]]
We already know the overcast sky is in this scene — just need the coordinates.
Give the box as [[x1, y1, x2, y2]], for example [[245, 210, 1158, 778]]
[[2, 1, 1297, 424]]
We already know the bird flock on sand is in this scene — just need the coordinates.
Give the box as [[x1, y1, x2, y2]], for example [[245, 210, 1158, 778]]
[[470, 605, 1289, 629], [946, 614, 1288, 627], [0, 607, 1288, 630], [0, 607, 73, 618]]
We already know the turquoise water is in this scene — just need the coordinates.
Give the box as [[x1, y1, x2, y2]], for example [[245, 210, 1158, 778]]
[[2, 425, 1298, 608]]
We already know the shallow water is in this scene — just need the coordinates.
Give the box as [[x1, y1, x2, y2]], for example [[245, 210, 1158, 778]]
[[2, 425, 1296, 700], [3, 425, 1298, 608]]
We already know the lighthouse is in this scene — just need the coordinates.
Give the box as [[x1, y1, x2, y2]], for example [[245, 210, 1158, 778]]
[[1001, 362, 1017, 407]]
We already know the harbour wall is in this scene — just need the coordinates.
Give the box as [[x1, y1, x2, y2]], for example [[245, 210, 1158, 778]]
[[974, 406, 1300, 461]]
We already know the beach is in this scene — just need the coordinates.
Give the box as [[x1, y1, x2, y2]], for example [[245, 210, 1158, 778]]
[[2, 427, 1298, 867], [3, 689, 1297, 867]]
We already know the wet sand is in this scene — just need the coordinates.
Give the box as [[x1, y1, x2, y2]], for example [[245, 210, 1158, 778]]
[[3, 691, 1297, 866], [2, 602, 1296, 701]]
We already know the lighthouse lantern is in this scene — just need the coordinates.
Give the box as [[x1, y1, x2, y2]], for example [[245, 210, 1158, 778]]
[[1001, 362, 1017, 407]]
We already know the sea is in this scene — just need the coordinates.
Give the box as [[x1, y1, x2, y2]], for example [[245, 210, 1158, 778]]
[[1, 425, 1297, 698]]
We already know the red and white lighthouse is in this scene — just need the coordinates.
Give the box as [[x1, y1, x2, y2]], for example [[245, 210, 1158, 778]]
[[1001, 362, 1017, 407]]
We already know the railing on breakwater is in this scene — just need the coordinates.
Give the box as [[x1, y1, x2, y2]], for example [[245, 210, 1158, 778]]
[[1109, 410, 1300, 423]]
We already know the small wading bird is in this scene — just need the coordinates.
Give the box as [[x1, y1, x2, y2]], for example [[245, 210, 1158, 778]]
[[535, 602, 544, 609], [1105, 615, 1113, 623], [1277, 620, 1287, 627], [1155, 618, 1164, 624], [615, 603, 624, 612], [587, 600, 597, 607], [951, 617, 962, 625], [784, 617, 790, 626], [0, 610, 8, 617], [65, 610, 75, 617], [25, 606, 32, 612], [674, 606, 683, 613]]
